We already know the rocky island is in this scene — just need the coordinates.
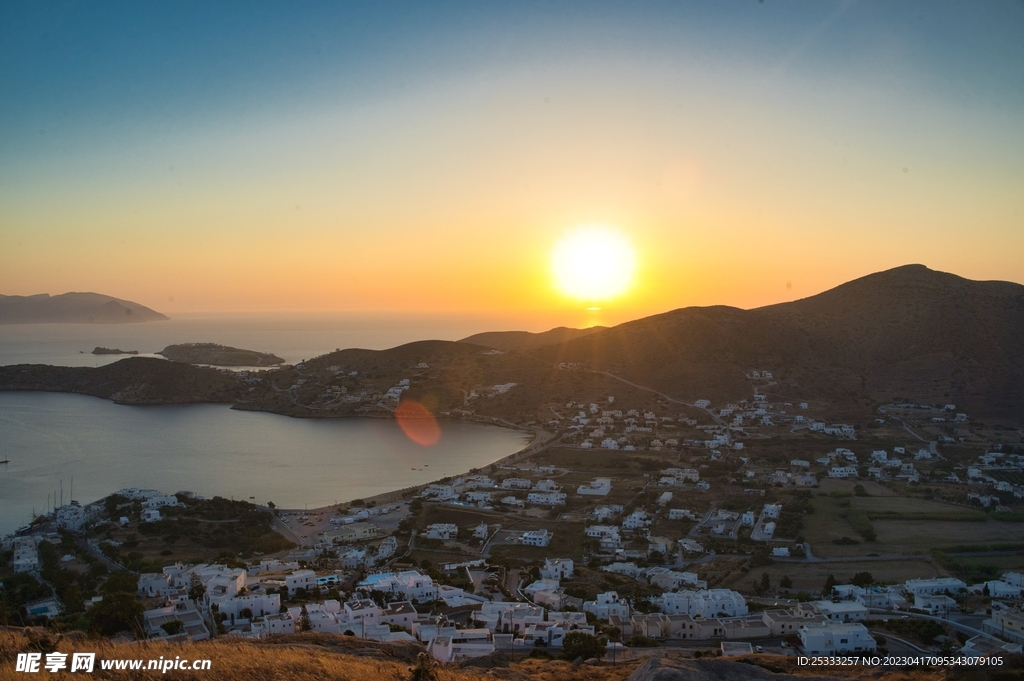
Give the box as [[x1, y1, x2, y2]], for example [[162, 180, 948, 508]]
[[158, 342, 285, 367], [91, 347, 138, 355]]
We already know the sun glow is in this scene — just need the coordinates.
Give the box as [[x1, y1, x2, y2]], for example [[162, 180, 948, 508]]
[[551, 225, 637, 302]]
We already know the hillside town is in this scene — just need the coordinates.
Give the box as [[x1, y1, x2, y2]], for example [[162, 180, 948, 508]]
[[5, 379, 1024, 664], [5, 362, 1024, 663]]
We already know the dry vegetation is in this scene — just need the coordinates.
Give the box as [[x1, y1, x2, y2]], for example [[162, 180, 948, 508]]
[[0, 628, 638, 681]]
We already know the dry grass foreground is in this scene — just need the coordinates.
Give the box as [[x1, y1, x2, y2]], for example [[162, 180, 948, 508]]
[[0, 628, 636, 681], [2, 628, 1020, 681]]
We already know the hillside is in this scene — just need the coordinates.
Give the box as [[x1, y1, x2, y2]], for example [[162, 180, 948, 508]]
[[460, 326, 607, 353], [158, 343, 284, 367], [1, 266, 1021, 422], [0, 292, 168, 324], [0, 357, 241, 405], [524, 265, 1024, 419]]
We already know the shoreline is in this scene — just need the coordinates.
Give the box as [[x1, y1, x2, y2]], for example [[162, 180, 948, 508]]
[[274, 426, 559, 514], [0, 399, 554, 537]]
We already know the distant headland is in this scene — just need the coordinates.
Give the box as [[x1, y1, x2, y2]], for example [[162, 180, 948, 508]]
[[158, 343, 285, 367], [0, 292, 168, 324]]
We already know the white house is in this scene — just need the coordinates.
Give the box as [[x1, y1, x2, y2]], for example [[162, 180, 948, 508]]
[[914, 593, 958, 616], [593, 505, 624, 521], [143, 495, 180, 509], [526, 492, 566, 506], [622, 510, 651, 530], [799, 623, 876, 655], [647, 567, 701, 591], [811, 600, 868, 622], [286, 569, 317, 593], [138, 572, 175, 598], [501, 478, 532, 490], [904, 577, 966, 596], [424, 524, 459, 540], [540, 558, 574, 581], [577, 478, 613, 496], [583, 591, 630, 620], [219, 593, 281, 623], [658, 589, 748, 618], [521, 530, 552, 547], [601, 562, 643, 578]]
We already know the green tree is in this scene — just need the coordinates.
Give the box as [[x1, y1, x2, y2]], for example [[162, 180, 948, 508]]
[[779, 575, 793, 589], [823, 574, 837, 595], [188, 572, 206, 601], [104, 571, 139, 595], [87, 592, 144, 637], [561, 631, 605, 661], [299, 604, 312, 632], [851, 571, 874, 587]]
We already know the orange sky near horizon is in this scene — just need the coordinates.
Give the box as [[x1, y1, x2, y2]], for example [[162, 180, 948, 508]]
[[2, 3, 1023, 327]]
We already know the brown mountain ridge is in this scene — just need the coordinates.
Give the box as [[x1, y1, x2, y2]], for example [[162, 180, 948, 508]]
[[460, 265, 1024, 420], [1, 265, 1021, 422]]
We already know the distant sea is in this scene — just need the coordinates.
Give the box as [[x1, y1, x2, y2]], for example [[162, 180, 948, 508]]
[[0, 310, 612, 368]]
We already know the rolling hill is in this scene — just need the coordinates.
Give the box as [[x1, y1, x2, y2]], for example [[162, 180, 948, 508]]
[[465, 265, 1024, 419], [460, 326, 606, 352], [2, 265, 1021, 422]]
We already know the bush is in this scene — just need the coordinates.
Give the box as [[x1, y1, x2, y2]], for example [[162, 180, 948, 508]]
[[160, 620, 184, 635], [561, 632, 605, 661], [627, 635, 660, 648]]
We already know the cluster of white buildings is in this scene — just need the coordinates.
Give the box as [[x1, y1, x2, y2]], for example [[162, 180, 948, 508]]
[[8, 535, 42, 573], [420, 473, 574, 509]]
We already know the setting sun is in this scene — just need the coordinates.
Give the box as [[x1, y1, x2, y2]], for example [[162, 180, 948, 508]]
[[551, 225, 637, 303]]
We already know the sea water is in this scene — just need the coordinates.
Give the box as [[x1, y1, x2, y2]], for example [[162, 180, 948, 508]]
[[0, 391, 530, 535]]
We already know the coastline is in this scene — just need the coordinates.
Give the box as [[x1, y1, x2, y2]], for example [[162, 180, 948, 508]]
[[2, 387, 552, 536], [274, 425, 559, 514]]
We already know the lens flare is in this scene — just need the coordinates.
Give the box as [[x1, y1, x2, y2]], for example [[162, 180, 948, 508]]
[[395, 399, 441, 446]]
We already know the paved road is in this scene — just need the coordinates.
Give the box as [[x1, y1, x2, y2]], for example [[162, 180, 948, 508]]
[[580, 369, 730, 434], [270, 512, 309, 547], [899, 419, 939, 456], [868, 608, 1002, 642], [774, 552, 929, 564], [76, 536, 123, 572]]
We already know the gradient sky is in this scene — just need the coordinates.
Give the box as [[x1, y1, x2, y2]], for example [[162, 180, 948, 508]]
[[1, 1, 1022, 323]]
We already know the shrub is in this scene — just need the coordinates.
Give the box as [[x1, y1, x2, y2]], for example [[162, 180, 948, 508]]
[[561, 632, 605, 661]]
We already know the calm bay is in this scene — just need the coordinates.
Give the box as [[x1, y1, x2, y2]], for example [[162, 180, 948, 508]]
[[0, 392, 530, 536]]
